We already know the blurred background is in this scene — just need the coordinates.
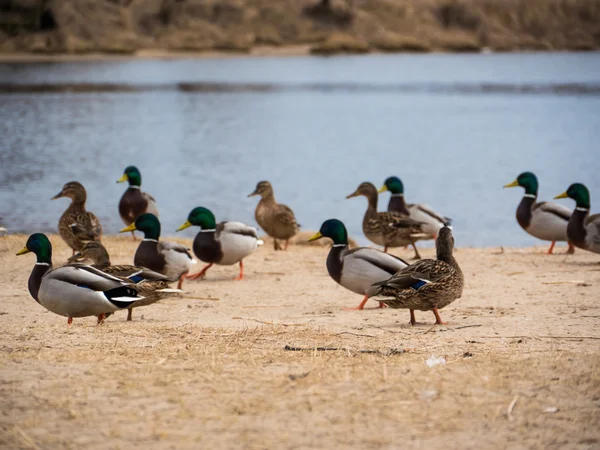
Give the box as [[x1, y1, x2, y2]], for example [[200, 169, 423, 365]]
[[0, 0, 599, 247]]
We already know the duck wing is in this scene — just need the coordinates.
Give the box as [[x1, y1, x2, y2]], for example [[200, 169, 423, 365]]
[[584, 214, 600, 251], [143, 192, 159, 217], [218, 221, 259, 239], [373, 259, 453, 290]]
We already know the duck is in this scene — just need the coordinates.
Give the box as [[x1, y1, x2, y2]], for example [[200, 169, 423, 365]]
[[117, 166, 159, 240], [378, 176, 452, 238], [176, 206, 263, 281], [308, 219, 409, 310], [51, 181, 103, 254], [248, 181, 299, 250], [504, 172, 574, 254], [371, 226, 464, 325], [16, 233, 144, 324], [346, 182, 428, 258], [68, 241, 182, 321], [120, 213, 193, 289], [554, 183, 600, 255]]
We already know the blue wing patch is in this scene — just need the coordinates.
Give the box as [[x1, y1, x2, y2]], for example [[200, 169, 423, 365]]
[[410, 280, 427, 291], [128, 274, 144, 283]]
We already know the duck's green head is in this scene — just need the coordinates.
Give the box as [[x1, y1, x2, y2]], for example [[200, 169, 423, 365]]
[[177, 207, 216, 231], [16, 233, 52, 263], [120, 213, 161, 239], [117, 166, 142, 187], [554, 183, 590, 208], [503, 172, 538, 195], [308, 219, 348, 246], [379, 176, 404, 195]]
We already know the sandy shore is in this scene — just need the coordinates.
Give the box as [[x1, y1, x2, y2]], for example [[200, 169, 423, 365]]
[[0, 234, 599, 449]]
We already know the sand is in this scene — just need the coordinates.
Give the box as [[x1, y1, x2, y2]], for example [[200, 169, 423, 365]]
[[0, 233, 599, 449]]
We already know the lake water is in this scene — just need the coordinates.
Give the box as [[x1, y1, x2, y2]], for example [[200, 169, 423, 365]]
[[1, 52, 599, 248]]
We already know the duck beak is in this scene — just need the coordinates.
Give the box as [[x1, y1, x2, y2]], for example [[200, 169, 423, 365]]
[[117, 174, 128, 183], [176, 220, 192, 232], [503, 180, 519, 188], [120, 223, 137, 233], [308, 231, 323, 242], [346, 190, 359, 199], [51, 190, 64, 200], [377, 185, 388, 193], [247, 190, 258, 198], [16, 246, 30, 256], [554, 191, 568, 200]]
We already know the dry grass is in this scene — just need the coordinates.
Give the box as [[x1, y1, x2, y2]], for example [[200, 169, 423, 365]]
[[1, 0, 599, 55], [1, 234, 600, 447], [310, 32, 370, 55]]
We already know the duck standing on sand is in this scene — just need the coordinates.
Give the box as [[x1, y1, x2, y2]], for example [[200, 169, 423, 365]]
[[555, 183, 600, 255], [504, 172, 574, 254], [346, 182, 427, 258], [120, 213, 193, 289], [117, 166, 159, 240], [176, 207, 263, 280], [308, 219, 409, 310], [372, 226, 463, 325], [248, 181, 299, 250], [52, 181, 102, 254], [17, 233, 144, 325], [69, 241, 182, 321], [378, 176, 451, 238]]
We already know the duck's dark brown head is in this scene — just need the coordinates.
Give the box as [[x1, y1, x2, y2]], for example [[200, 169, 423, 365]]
[[248, 181, 274, 199], [68, 241, 111, 268], [51, 181, 87, 204], [436, 226, 455, 261]]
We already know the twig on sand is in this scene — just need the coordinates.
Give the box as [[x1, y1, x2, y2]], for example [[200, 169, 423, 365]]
[[482, 335, 600, 340], [185, 296, 220, 301], [542, 280, 589, 286], [283, 345, 406, 356], [232, 317, 304, 327], [506, 395, 519, 421], [335, 332, 375, 338], [14, 425, 40, 450], [454, 324, 483, 330]]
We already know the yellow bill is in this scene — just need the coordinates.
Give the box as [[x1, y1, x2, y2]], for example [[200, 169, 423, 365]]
[[120, 223, 137, 233], [503, 180, 519, 188], [16, 246, 30, 256], [176, 220, 192, 232], [117, 174, 128, 183], [554, 191, 568, 199], [308, 231, 322, 242], [377, 185, 388, 193]]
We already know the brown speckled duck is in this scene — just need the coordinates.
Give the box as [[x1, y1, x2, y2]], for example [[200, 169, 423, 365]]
[[372, 226, 464, 325], [346, 182, 427, 258], [117, 166, 159, 240], [248, 181, 299, 250], [68, 241, 181, 321], [52, 181, 102, 254]]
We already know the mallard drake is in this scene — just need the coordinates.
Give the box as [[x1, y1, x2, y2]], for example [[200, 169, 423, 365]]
[[69, 241, 181, 321], [120, 213, 193, 289], [52, 181, 102, 254], [378, 176, 451, 238], [372, 226, 463, 325], [117, 166, 159, 240], [248, 181, 299, 251], [176, 207, 263, 281], [346, 182, 427, 258], [17, 233, 144, 324], [308, 219, 409, 310], [555, 183, 600, 255], [504, 172, 574, 254]]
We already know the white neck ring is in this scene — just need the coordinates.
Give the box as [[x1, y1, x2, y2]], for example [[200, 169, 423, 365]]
[[143, 238, 158, 243]]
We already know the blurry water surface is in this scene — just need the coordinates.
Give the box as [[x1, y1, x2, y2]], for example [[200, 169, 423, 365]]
[[1, 52, 599, 247]]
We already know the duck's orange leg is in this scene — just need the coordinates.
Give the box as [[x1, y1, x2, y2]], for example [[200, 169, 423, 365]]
[[97, 313, 105, 325], [384, 246, 388, 253], [67, 317, 73, 325], [344, 295, 370, 311], [127, 308, 133, 321], [547, 241, 556, 254], [234, 261, 244, 281], [378, 301, 387, 309], [186, 264, 213, 280], [432, 308, 447, 325], [284, 239, 290, 251], [177, 272, 188, 289], [410, 309, 416, 325]]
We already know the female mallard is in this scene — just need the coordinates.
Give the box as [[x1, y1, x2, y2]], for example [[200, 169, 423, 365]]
[[346, 182, 427, 258], [248, 181, 299, 250], [554, 183, 600, 255], [372, 226, 463, 325], [120, 213, 193, 289], [52, 181, 102, 254], [17, 233, 144, 324], [378, 176, 451, 238], [308, 219, 409, 310], [69, 241, 181, 321], [176, 207, 263, 281], [117, 166, 159, 240], [504, 172, 574, 254]]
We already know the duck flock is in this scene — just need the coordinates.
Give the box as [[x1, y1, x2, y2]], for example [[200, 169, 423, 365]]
[[14, 166, 599, 326]]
